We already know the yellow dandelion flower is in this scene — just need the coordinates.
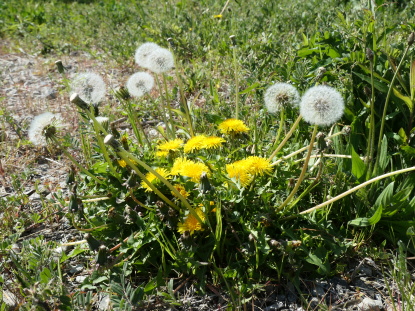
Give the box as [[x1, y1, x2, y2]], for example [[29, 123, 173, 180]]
[[226, 159, 253, 187], [177, 208, 205, 235], [218, 118, 250, 135], [118, 159, 127, 168], [213, 14, 223, 19], [171, 157, 211, 182], [184, 135, 206, 153], [171, 157, 193, 175], [155, 150, 169, 158], [245, 156, 273, 176], [141, 168, 170, 192], [202, 136, 226, 149], [156, 139, 183, 158], [181, 162, 211, 182], [157, 138, 184, 152], [117, 158, 137, 168], [172, 184, 190, 198]]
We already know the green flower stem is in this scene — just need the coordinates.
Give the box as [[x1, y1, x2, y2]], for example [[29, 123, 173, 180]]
[[162, 73, 177, 134], [374, 44, 411, 175], [232, 42, 240, 119], [174, 64, 195, 136], [366, 59, 376, 178], [272, 110, 285, 149], [121, 98, 146, 147], [275, 125, 318, 213], [288, 151, 325, 210], [268, 115, 302, 161], [271, 131, 344, 166], [51, 137, 104, 185], [155, 75, 175, 138], [120, 154, 180, 212], [297, 165, 415, 216], [91, 118, 120, 181]]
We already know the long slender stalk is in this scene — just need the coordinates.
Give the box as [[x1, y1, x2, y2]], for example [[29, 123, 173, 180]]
[[121, 98, 146, 147], [91, 118, 120, 181], [268, 115, 302, 161], [366, 58, 376, 178], [296, 166, 415, 216], [374, 44, 411, 175], [174, 63, 194, 136], [121, 155, 180, 211], [272, 109, 285, 149], [231, 36, 240, 119], [271, 130, 344, 166], [155, 75, 175, 138], [275, 125, 318, 213]]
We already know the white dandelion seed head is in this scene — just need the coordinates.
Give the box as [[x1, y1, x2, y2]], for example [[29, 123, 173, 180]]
[[28, 112, 62, 146], [300, 85, 345, 126], [70, 72, 106, 104], [147, 48, 175, 74], [264, 82, 300, 113], [135, 42, 161, 68], [126, 72, 154, 97]]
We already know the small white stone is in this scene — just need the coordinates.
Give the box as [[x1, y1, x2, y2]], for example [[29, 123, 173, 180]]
[[358, 297, 383, 311]]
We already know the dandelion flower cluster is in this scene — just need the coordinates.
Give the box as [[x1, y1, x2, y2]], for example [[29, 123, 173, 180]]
[[183, 135, 225, 153], [264, 82, 300, 113], [70, 72, 106, 104], [28, 112, 62, 146], [300, 85, 344, 126], [177, 207, 205, 235], [156, 138, 184, 157], [218, 119, 250, 135], [141, 168, 171, 192], [226, 156, 273, 186], [126, 72, 154, 98], [135, 42, 174, 73], [171, 157, 211, 182]]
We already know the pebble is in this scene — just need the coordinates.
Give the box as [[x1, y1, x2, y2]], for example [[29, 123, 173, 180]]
[[75, 275, 87, 283], [69, 264, 84, 275], [357, 297, 383, 311], [2, 290, 18, 308]]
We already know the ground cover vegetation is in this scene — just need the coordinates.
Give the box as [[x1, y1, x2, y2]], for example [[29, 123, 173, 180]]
[[1, 0, 415, 309]]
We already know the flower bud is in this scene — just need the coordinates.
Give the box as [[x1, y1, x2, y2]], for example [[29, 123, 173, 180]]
[[366, 48, 374, 61], [70, 93, 90, 110], [408, 32, 415, 46], [104, 134, 122, 151], [55, 60, 65, 73], [229, 35, 237, 46], [96, 245, 109, 266], [84, 233, 100, 251]]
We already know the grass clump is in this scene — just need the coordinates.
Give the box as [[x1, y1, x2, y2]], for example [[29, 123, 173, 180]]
[[1, 0, 415, 310]]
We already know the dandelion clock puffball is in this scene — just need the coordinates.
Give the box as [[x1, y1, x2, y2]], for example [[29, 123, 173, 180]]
[[135, 42, 161, 68], [126, 72, 154, 97], [264, 82, 300, 113], [147, 48, 175, 74], [70, 72, 106, 104], [300, 85, 344, 126], [28, 112, 62, 146]]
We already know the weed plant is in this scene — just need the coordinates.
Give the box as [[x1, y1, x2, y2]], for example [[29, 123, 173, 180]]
[[2, 0, 415, 309]]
